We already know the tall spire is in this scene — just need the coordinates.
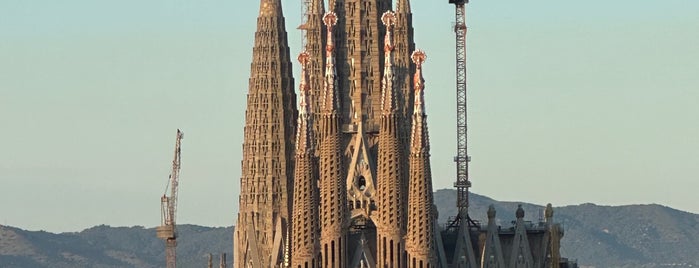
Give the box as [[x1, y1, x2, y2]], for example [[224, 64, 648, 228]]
[[291, 51, 321, 268], [408, 50, 428, 151], [321, 12, 339, 114], [376, 10, 408, 268], [317, 11, 348, 268], [405, 50, 438, 267], [380, 12, 397, 115], [234, 0, 297, 267]]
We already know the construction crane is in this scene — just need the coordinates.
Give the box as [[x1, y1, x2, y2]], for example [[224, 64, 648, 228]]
[[156, 129, 183, 268], [449, 0, 474, 227]]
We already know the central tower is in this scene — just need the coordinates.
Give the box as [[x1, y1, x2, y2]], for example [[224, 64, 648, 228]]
[[235, 0, 438, 267]]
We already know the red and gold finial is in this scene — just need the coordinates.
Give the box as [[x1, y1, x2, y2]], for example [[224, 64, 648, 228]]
[[411, 49, 426, 68], [382, 11, 396, 52], [412, 50, 426, 111], [298, 51, 311, 110], [323, 12, 337, 53]]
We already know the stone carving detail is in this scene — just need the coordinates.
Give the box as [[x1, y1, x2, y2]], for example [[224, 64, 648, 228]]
[[235, 1, 575, 267]]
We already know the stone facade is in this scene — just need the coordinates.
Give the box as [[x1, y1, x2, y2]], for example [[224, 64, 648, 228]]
[[234, 1, 578, 267]]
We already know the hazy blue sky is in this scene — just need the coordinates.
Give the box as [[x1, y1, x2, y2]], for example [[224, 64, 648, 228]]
[[1, 0, 697, 232]]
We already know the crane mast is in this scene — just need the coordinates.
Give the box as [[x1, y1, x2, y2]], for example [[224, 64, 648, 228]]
[[449, 0, 473, 224], [157, 129, 183, 268]]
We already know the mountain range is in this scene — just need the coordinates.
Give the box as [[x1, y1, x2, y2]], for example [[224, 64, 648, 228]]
[[1, 190, 697, 268]]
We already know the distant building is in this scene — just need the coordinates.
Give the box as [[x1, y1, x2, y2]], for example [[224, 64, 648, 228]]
[[233, 0, 578, 267]]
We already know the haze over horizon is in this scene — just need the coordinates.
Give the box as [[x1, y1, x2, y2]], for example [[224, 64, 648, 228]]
[[1, 0, 697, 232]]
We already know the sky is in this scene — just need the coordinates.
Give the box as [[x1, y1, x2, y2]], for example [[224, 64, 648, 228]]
[[1, 0, 698, 233]]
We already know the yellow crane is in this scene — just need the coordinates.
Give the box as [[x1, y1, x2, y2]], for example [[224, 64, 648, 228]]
[[157, 129, 183, 268]]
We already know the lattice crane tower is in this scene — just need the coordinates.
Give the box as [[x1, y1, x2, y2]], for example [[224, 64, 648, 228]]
[[449, 0, 473, 223], [156, 129, 183, 268]]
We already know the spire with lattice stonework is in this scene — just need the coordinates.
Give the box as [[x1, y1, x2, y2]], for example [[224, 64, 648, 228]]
[[233, 0, 297, 267], [405, 50, 438, 268], [376, 11, 407, 268], [291, 51, 321, 268], [317, 11, 348, 268]]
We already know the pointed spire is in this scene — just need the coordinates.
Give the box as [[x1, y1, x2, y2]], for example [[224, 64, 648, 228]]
[[321, 12, 339, 113], [235, 0, 296, 266], [510, 205, 534, 268], [317, 12, 347, 268], [380, 11, 397, 115], [409, 50, 428, 152], [295, 51, 313, 154], [291, 52, 321, 268], [482, 205, 506, 268], [406, 49, 438, 267], [376, 10, 407, 267]]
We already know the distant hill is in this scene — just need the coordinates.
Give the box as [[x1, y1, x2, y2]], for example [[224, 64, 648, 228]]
[[0, 225, 232, 267], [1, 190, 697, 267]]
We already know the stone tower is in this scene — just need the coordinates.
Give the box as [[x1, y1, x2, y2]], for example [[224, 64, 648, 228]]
[[291, 51, 321, 268], [375, 11, 407, 268], [405, 50, 438, 268], [318, 11, 348, 268], [233, 0, 297, 267], [235, 1, 579, 267]]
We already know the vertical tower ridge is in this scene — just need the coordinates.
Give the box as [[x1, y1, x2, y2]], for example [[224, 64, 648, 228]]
[[406, 50, 437, 268], [396, 0, 411, 13], [234, 0, 296, 267], [394, 0, 416, 119], [291, 52, 321, 268], [303, 0, 326, 132], [376, 10, 407, 268], [394, 0, 417, 210]]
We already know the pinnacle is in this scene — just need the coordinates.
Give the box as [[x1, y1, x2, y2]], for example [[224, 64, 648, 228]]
[[258, 0, 282, 18], [411, 50, 426, 115]]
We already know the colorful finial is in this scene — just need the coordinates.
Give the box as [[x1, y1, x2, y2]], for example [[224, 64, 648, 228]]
[[382, 11, 396, 53], [412, 50, 426, 113], [321, 12, 339, 113], [298, 51, 311, 113]]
